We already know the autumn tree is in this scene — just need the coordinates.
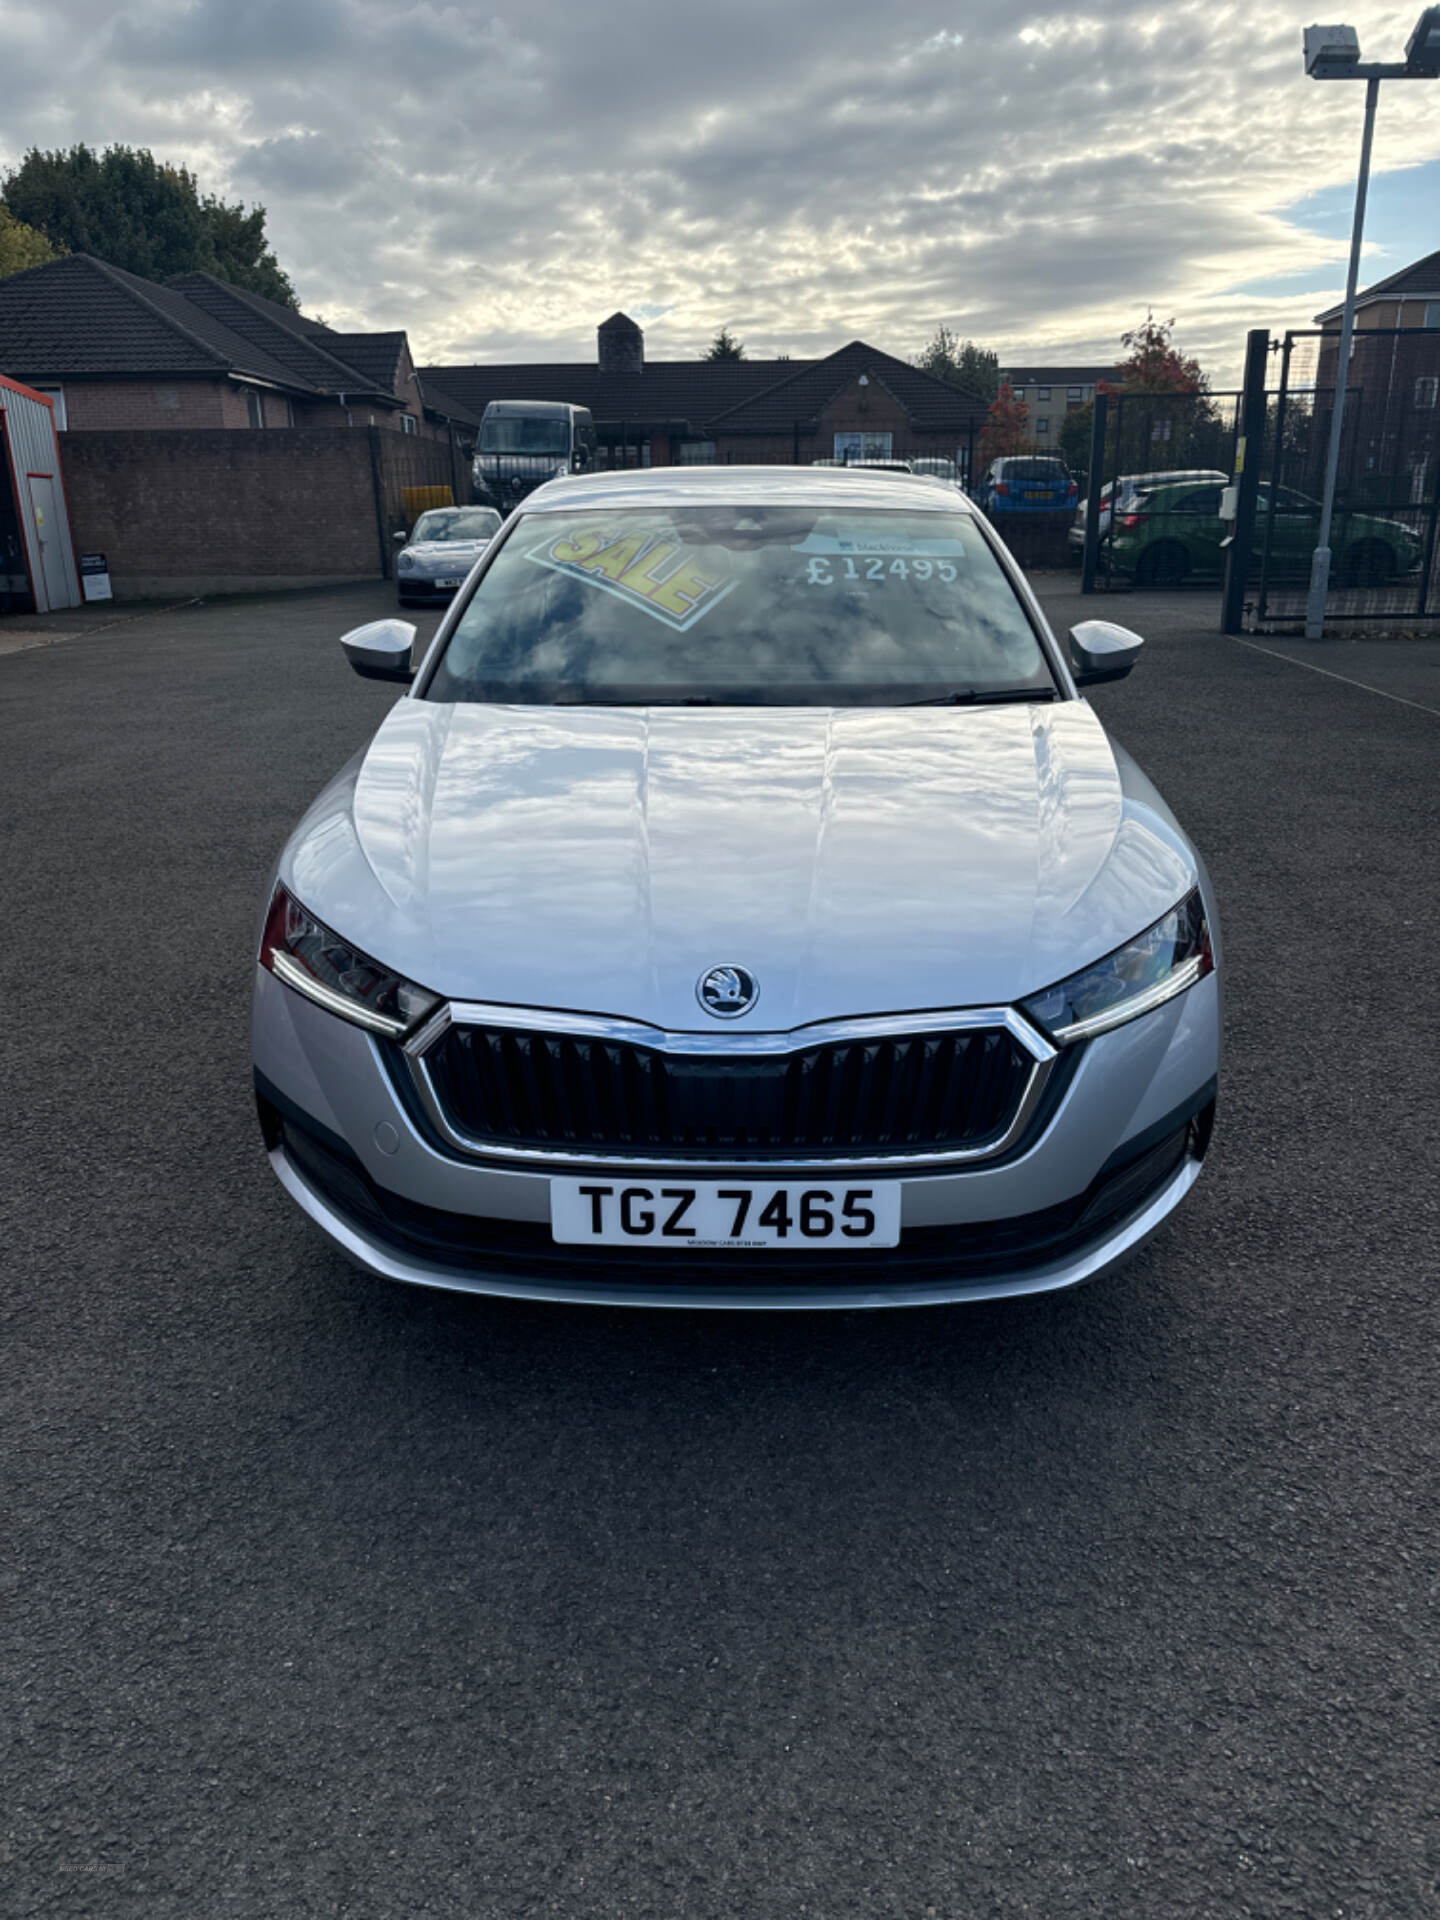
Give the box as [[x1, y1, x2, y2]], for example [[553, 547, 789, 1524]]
[[1059, 315, 1218, 487], [703, 327, 746, 362], [914, 324, 999, 401], [0, 205, 62, 277], [1113, 312, 1207, 394], [2, 145, 297, 304], [978, 383, 1032, 462]]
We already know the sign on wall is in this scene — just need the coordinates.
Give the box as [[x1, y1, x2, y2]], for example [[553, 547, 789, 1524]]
[[79, 552, 112, 602]]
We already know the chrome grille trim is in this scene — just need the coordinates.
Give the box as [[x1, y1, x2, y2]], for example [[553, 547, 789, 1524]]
[[399, 1002, 1058, 1171]]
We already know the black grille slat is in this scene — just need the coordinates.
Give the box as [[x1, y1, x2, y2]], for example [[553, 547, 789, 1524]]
[[422, 1022, 1033, 1159]]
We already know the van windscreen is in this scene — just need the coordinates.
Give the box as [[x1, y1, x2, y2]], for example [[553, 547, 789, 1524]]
[[480, 417, 569, 454]]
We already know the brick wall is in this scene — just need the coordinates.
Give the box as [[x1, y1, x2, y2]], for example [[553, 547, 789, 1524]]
[[35, 378, 464, 439], [61, 428, 387, 598], [52, 379, 235, 431]]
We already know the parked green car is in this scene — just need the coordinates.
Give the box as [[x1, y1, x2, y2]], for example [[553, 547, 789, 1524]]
[[1106, 480, 1425, 589]]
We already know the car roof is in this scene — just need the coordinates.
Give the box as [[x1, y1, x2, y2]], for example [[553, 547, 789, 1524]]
[[482, 399, 581, 417], [1118, 469, 1227, 487], [1139, 476, 1228, 497], [519, 465, 978, 515]]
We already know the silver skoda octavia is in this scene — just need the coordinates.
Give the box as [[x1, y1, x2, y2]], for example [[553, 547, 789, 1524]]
[[253, 467, 1219, 1309]]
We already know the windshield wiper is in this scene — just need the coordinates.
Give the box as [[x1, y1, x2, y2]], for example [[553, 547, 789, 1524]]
[[902, 687, 1058, 706]]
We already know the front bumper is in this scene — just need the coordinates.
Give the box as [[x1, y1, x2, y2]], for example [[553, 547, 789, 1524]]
[[397, 575, 464, 600], [252, 964, 1221, 1309]]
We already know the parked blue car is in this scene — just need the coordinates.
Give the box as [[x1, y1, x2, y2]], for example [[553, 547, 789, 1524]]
[[977, 456, 1078, 516]]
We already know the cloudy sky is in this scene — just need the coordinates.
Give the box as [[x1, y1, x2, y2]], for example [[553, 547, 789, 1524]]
[[5, 1, 1439, 379]]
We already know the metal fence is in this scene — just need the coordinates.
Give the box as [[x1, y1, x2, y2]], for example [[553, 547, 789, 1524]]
[[1247, 328, 1440, 627], [1078, 391, 1243, 592]]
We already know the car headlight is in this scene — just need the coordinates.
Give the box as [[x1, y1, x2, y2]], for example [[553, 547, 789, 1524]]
[[259, 885, 441, 1038], [1021, 889, 1213, 1045], [397, 551, 418, 573]]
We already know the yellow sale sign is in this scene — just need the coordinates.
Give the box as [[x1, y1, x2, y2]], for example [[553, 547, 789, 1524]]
[[527, 527, 736, 631]]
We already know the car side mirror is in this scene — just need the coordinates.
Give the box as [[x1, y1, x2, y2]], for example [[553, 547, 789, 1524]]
[[341, 618, 416, 683], [1069, 619, 1143, 686], [392, 529, 406, 543]]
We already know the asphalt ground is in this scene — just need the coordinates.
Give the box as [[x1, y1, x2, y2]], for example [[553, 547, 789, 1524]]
[[2, 575, 1438, 1919]]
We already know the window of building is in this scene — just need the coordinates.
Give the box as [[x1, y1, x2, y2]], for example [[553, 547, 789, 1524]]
[[1011, 387, 1026, 402], [1035, 417, 1050, 435], [154, 385, 179, 412], [246, 389, 265, 429], [678, 440, 718, 464], [1415, 375, 1439, 410], [1425, 301, 1440, 328], [32, 386, 67, 430], [834, 431, 893, 462], [400, 413, 418, 435], [1067, 386, 1084, 401], [1037, 387, 1051, 402]]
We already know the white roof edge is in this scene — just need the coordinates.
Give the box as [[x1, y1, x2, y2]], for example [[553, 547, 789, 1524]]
[[518, 466, 976, 514]]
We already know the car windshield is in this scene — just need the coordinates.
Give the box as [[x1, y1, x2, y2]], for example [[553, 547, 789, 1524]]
[[424, 505, 1056, 707], [479, 417, 569, 453], [411, 508, 502, 543]]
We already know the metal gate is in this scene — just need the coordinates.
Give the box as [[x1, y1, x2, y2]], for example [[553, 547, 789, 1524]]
[[1080, 390, 1243, 592], [1251, 328, 1440, 626]]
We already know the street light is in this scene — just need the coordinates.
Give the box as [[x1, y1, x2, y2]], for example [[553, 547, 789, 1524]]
[[1301, 11, 1440, 638]]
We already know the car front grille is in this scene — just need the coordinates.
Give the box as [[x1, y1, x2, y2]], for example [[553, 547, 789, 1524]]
[[263, 1095, 1206, 1292], [414, 1020, 1038, 1163]]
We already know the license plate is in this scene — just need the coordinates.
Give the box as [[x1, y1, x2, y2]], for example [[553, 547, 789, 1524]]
[[551, 1179, 901, 1249], [436, 576, 462, 589], [1024, 489, 1050, 499]]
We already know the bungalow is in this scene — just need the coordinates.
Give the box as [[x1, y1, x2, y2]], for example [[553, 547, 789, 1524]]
[[0, 252, 478, 445], [421, 313, 989, 471]]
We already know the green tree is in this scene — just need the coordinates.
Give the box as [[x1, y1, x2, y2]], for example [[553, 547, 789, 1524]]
[[703, 327, 746, 361], [914, 324, 999, 400], [1, 144, 297, 305], [1059, 401, 1096, 481], [0, 205, 62, 277]]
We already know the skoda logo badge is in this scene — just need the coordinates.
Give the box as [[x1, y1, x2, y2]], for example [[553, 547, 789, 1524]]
[[698, 964, 759, 1019]]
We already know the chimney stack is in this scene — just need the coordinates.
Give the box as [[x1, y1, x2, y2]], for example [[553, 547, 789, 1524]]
[[598, 312, 644, 375]]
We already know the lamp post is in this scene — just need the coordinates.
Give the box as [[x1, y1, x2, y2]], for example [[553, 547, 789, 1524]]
[[1301, 11, 1440, 638]]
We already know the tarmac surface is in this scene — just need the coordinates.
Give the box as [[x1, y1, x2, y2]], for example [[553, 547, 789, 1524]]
[[2, 575, 1438, 1918]]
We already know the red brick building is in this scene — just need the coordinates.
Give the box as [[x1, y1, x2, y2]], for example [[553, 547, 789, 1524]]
[[0, 253, 478, 446], [1313, 250, 1440, 509]]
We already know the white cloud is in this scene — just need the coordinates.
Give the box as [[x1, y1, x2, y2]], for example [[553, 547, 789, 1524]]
[[1, 0, 1437, 380]]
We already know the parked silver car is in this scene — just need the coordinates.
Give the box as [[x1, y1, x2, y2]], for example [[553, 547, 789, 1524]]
[[254, 468, 1220, 1309], [395, 506, 502, 605]]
